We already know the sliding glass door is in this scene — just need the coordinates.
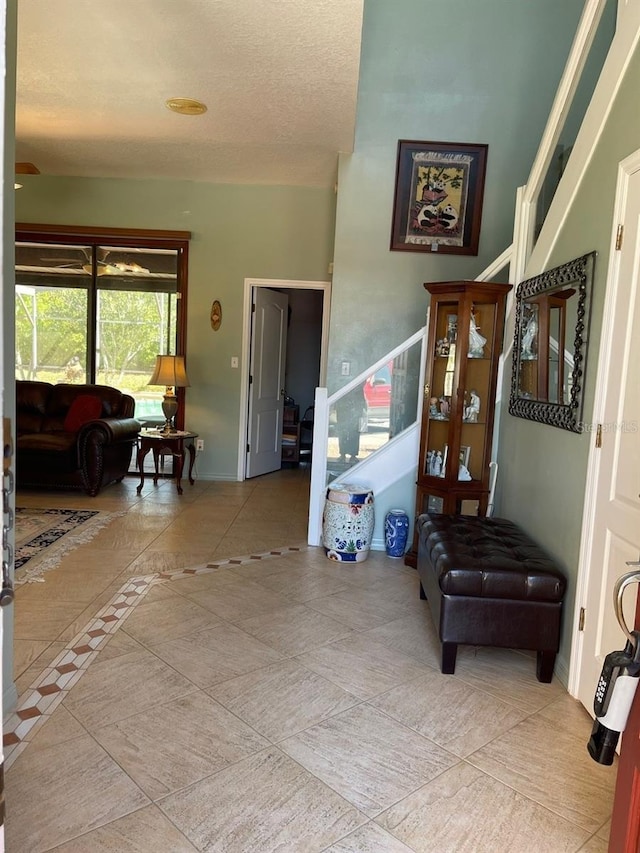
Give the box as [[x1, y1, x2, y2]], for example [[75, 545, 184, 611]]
[[15, 226, 189, 428]]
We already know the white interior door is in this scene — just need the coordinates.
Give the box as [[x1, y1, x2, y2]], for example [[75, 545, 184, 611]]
[[574, 156, 640, 712], [245, 287, 288, 478]]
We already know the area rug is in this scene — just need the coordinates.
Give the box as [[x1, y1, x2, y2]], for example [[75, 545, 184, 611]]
[[15, 508, 121, 585]]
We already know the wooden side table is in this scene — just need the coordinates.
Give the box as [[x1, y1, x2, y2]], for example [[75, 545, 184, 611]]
[[136, 430, 198, 495]]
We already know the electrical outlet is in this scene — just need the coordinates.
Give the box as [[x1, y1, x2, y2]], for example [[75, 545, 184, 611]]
[[196, 439, 204, 451]]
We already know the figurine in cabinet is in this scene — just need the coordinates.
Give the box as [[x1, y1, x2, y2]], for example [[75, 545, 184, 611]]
[[468, 313, 487, 358], [464, 390, 480, 422]]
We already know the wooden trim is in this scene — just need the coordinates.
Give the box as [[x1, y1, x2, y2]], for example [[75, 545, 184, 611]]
[[175, 242, 189, 431], [609, 652, 640, 851], [16, 223, 191, 245]]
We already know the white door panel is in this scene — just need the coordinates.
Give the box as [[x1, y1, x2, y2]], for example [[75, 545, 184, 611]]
[[576, 162, 640, 712], [246, 288, 288, 478]]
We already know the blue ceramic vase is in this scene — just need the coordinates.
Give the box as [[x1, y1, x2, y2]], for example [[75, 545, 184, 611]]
[[384, 509, 409, 558]]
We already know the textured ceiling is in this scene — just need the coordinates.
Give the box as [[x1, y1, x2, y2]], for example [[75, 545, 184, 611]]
[[15, 0, 364, 188]]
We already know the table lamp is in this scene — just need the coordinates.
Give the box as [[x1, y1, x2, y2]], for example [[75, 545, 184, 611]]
[[148, 355, 190, 433]]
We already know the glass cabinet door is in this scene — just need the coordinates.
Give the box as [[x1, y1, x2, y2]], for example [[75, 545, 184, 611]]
[[420, 297, 459, 486], [459, 297, 497, 484]]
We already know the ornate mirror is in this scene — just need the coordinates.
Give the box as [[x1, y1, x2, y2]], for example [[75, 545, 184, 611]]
[[509, 251, 595, 432]]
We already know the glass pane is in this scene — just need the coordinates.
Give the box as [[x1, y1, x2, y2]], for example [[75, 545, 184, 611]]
[[16, 241, 94, 280], [326, 338, 422, 483], [94, 245, 178, 290], [15, 284, 88, 383], [16, 237, 185, 435], [96, 289, 177, 423], [421, 300, 457, 481]]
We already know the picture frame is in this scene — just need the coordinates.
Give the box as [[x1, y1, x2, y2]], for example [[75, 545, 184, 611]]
[[390, 140, 488, 255]]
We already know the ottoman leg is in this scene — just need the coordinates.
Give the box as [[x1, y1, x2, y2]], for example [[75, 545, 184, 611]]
[[441, 642, 457, 674], [419, 581, 427, 600], [536, 650, 556, 683]]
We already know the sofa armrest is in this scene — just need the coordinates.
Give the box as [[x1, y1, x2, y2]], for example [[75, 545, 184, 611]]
[[78, 417, 141, 445]]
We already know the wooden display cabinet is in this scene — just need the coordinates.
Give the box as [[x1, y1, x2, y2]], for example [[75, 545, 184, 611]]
[[405, 280, 512, 567]]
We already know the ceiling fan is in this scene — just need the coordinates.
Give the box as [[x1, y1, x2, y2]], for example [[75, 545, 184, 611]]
[[41, 247, 111, 275], [41, 247, 150, 277]]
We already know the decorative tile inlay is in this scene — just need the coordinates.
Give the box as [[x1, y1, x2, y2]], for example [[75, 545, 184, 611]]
[[36, 683, 61, 696], [3, 542, 311, 768], [17, 707, 40, 721]]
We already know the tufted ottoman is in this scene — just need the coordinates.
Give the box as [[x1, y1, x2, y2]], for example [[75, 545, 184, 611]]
[[416, 513, 566, 683]]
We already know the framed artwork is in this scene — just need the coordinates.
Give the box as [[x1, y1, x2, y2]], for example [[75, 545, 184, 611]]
[[390, 140, 488, 255]]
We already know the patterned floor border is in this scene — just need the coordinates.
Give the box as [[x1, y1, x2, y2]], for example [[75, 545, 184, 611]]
[[3, 543, 309, 769]]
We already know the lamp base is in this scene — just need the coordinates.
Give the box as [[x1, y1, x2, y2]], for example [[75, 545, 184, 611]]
[[161, 394, 179, 434]]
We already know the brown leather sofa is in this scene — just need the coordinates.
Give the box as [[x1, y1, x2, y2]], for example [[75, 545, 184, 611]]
[[416, 513, 567, 682], [16, 381, 141, 496]]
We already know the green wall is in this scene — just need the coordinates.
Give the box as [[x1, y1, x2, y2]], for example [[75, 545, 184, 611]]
[[328, 0, 587, 388], [15, 177, 336, 479], [497, 41, 640, 681]]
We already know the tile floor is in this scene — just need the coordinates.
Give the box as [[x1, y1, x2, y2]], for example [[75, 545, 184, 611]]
[[5, 467, 617, 852]]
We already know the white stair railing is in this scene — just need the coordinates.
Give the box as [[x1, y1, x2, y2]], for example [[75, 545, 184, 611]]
[[308, 328, 427, 546]]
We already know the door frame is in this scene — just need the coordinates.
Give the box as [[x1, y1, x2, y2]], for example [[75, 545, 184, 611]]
[[568, 147, 640, 698], [237, 278, 331, 481]]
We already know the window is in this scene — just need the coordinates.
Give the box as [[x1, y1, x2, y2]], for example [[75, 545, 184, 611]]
[[15, 225, 190, 427]]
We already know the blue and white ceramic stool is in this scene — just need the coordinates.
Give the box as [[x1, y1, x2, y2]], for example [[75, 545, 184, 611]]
[[322, 482, 375, 562]]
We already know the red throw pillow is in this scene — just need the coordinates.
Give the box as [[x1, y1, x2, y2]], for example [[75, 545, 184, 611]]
[[63, 395, 103, 432]]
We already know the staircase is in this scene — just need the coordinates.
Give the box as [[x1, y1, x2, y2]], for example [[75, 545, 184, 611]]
[[307, 0, 635, 550]]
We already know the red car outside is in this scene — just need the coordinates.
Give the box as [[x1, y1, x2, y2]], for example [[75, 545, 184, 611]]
[[364, 362, 391, 421]]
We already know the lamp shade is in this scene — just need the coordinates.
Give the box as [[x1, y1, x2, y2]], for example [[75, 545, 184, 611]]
[[149, 355, 190, 388]]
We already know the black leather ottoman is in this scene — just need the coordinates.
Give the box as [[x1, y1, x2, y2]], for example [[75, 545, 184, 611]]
[[416, 513, 567, 683]]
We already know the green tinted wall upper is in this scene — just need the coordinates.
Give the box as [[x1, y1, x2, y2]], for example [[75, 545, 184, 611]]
[[328, 0, 587, 388]]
